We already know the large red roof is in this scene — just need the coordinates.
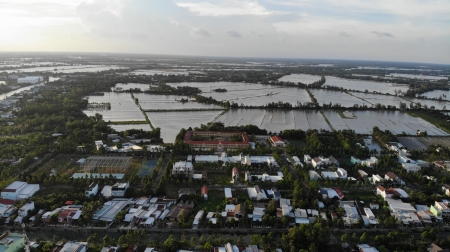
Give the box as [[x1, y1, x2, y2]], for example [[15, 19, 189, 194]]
[[187, 140, 249, 145], [0, 199, 15, 205], [201, 185, 208, 195], [270, 135, 284, 142]]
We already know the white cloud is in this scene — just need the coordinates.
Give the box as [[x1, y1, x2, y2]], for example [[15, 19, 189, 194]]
[[227, 31, 242, 38], [371, 31, 395, 38], [175, 0, 273, 16], [190, 27, 211, 38]]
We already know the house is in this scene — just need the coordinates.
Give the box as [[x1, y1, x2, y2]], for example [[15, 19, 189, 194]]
[[434, 161, 450, 171], [377, 186, 409, 199], [201, 185, 208, 200], [0, 199, 16, 217], [350, 156, 361, 164], [58, 208, 82, 224], [192, 210, 204, 229], [270, 136, 285, 147], [336, 168, 347, 179], [100, 246, 119, 252], [361, 157, 378, 167], [234, 203, 246, 218], [85, 182, 98, 197], [17, 76, 44, 84], [358, 170, 368, 178], [60, 242, 88, 252], [172, 161, 194, 177], [328, 155, 339, 166], [224, 188, 232, 199], [402, 163, 421, 173], [357, 244, 379, 252], [17, 201, 35, 223], [247, 186, 265, 201], [1, 181, 40, 201], [111, 182, 129, 197], [308, 170, 322, 181], [369, 203, 379, 210], [442, 184, 450, 197], [431, 201, 450, 218], [428, 243, 450, 252], [232, 167, 239, 183], [304, 155, 312, 164], [312, 157, 322, 168], [292, 156, 303, 167], [372, 174, 384, 184], [385, 172, 405, 185]]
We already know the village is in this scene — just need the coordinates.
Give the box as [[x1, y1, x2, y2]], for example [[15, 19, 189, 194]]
[[2, 127, 450, 252]]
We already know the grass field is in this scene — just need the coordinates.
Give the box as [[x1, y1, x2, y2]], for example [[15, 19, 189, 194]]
[[33, 155, 84, 177], [208, 172, 233, 186], [288, 140, 307, 149]]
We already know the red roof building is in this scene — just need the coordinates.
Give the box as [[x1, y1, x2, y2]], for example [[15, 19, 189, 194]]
[[201, 185, 208, 200], [334, 188, 344, 199], [270, 135, 286, 147], [183, 131, 250, 151]]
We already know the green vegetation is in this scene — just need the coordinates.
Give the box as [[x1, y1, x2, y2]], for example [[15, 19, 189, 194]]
[[107, 120, 148, 125], [407, 110, 450, 133]]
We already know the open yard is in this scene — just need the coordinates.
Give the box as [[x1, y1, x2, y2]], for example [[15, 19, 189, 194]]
[[32, 154, 85, 177]]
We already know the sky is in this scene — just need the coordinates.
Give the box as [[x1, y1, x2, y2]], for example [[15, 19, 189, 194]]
[[0, 0, 449, 64]]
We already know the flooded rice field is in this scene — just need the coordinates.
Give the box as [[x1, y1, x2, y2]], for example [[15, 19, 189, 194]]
[[402, 97, 450, 110], [387, 73, 448, 81], [110, 124, 152, 132], [133, 93, 222, 110], [6, 65, 126, 73], [324, 76, 408, 95], [350, 92, 406, 107], [278, 74, 321, 84], [147, 111, 223, 143], [83, 93, 144, 122], [311, 89, 371, 107], [168, 82, 312, 106], [420, 90, 449, 100], [335, 110, 448, 135], [214, 109, 331, 132]]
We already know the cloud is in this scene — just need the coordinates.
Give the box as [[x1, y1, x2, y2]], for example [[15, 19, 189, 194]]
[[190, 27, 211, 37], [371, 31, 395, 38], [339, 31, 352, 37], [227, 30, 242, 38], [175, 0, 272, 16]]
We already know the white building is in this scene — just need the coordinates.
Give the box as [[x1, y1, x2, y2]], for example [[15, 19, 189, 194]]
[[402, 163, 421, 173], [172, 161, 194, 177], [372, 174, 384, 184], [1, 181, 40, 201], [361, 157, 378, 167], [60, 242, 88, 252], [85, 182, 98, 197], [308, 170, 322, 181], [193, 210, 204, 229], [292, 156, 303, 167], [17, 76, 44, 84], [247, 186, 265, 201], [304, 155, 312, 164], [101, 183, 129, 198], [224, 188, 232, 199]]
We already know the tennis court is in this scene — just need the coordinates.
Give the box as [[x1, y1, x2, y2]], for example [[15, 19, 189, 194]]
[[139, 160, 158, 176]]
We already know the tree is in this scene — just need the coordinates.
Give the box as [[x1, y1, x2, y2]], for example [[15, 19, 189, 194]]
[[237, 235, 244, 245], [163, 235, 179, 252], [341, 234, 349, 243], [118, 235, 127, 247], [360, 232, 367, 244]]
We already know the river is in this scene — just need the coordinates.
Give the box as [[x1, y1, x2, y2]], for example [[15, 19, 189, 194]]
[[0, 83, 44, 100]]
